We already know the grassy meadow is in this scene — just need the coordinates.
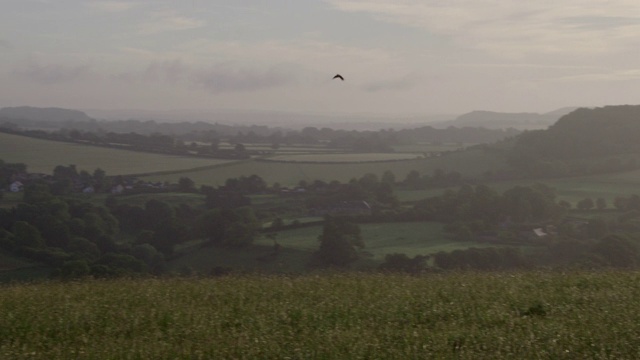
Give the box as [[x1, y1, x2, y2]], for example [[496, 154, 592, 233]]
[[0, 132, 234, 175], [170, 222, 508, 275], [3, 271, 640, 359], [257, 222, 483, 260]]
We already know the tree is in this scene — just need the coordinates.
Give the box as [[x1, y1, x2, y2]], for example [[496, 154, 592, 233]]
[[379, 253, 428, 273], [596, 197, 607, 210], [381, 170, 396, 185], [13, 221, 45, 248], [315, 216, 364, 267], [577, 197, 595, 210], [590, 234, 638, 268], [198, 207, 259, 247], [23, 183, 53, 204], [403, 170, 421, 189], [131, 244, 166, 274], [270, 217, 285, 230], [59, 260, 91, 279], [53, 164, 78, 180], [178, 177, 196, 192]]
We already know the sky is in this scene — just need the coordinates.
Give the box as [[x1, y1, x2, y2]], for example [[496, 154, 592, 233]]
[[2, 0, 640, 116]]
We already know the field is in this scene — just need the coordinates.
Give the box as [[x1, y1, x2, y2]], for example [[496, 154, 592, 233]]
[[395, 168, 640, 206], [170, 222, 506, 274], [3, 271, 640, 359], [254, 222, 489, 259], [0, 132, 234, 175], [265, 152, 422, 162], [484, 170, 640, 207], [392, 142, 469, 153], [141, 148, 506, 187]]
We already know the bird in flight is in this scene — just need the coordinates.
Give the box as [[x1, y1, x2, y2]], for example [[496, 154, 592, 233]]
[[332, 74, 344, 81]]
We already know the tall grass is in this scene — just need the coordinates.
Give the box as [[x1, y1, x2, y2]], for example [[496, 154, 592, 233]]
[[2, 271, 640, 359]]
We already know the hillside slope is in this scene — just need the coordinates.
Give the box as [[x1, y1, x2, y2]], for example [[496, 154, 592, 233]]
[[434, 107, 577, 130]]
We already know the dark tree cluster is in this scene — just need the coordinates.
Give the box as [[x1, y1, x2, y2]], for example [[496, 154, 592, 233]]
[[0, 173, 263, 279], [413, 183, 562, 225], [401, 169, 464, 190], [0, 160, 27, 188], [0, 183, 146, 278], [305, 172, 399, 212]]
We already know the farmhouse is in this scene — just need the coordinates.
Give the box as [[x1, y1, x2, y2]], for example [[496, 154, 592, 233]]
[[9, 181, 23, 192], [532, 228, 548, 238]]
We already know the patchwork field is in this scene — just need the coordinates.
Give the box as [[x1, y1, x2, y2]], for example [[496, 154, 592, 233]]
[[141, 148, 506, 187], [0, 132, 235, 175]]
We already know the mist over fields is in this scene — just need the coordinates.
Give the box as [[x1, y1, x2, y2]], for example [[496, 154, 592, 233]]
[[4, 1, 640, 356]]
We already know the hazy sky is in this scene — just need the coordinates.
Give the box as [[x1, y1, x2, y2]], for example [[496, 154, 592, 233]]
[[2, 0, 640, 115]]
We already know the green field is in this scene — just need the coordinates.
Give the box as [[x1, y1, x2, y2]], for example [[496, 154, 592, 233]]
[[141, 148, 506, 187], [0, 132, 235, 175], [392, 142, 469, 153], [255, 222, 468, 259], [481, 170, 640, 207], [396, 169, 640, 206], [4, 271, 640, 359], [171, 222, 504, 274], [266, 152, 422, 163]]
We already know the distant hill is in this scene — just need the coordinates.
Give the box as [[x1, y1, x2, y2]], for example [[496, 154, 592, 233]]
[[0, 106, 93, 123], [507, 105, 640, 177], [394, 125, 521, 145], [516, 105, 640, 159], [433, 107, 578, 130], [83, 108, 450, 131]]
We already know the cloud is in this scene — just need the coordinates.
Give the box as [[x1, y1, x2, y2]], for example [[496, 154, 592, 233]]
[[114, 60, 295, 92], [138, 10, 205, 35], [194, 64, 296, 93], [0, 38, 11, 49], [325, 0, 640, 57], [115, 59, 190, 83], [176, 38, 399, 80], [87, 1, 137, 13], [362, 74, 419, 92], [13, 61, 91, 84], [547, 69, 640, 83]]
